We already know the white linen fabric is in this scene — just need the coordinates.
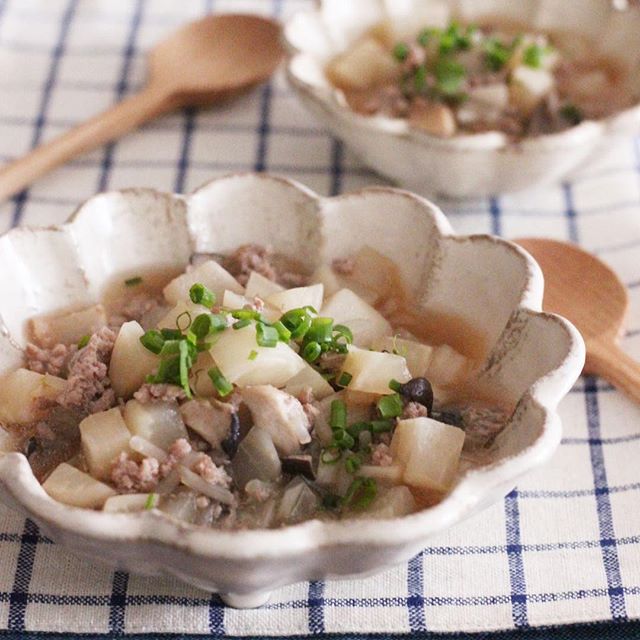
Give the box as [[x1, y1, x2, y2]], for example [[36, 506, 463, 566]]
[[0, 0, 639, 635]]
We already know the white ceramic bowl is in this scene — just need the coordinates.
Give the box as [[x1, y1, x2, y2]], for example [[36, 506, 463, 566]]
[[0, 174, 584, 608], [284, 0, 640, 198]]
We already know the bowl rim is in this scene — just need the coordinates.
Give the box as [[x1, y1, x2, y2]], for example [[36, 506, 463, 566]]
[[0, 173, 586, 562], [283, 2, 640, 153]]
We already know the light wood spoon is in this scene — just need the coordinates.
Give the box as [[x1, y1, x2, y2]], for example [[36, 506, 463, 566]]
[[516, 237, 640, 402], [0, 13, 284, 201]]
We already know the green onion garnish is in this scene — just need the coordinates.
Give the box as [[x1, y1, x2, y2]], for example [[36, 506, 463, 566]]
[[77, 334, 90, 349], [337, 371, 352, 387], [140, 330, 165, 355], [342, 477, 377, 510], [290, 314, 312, 340], [332, 428, 355, 450], [256, 323, 279, 348], [233, 318, 252, 330], [346, 421, 370, 439], [191, 313, 213, 340], [393, 41, 409, 62], [176, 311, 192, 332], [231, 309, 260, 320], [333, 324, 353, 345], [434, 58, 466, 96], [272, 320, 292, 342], [377, 393, 404, 419], [522, 43, 546, 69], [248, 349, 258, 361], [484, 37, 512, 71], [178, 340, 192, 398], [307, 317, 333, 344], [124, 276, 143, 287], [371, 419, 395, 433], [345, 454, 362, 474], [189, 283, 216, 308], [414, 64, 427, 93], [207, 366, 233, 397], [160, 328, 182, 340], [320, 446, 342, 465], [144, 493, 158, 510], [302, 341, 322, 363], [388, 378, 403, 393], [329, 399, 347, 430]]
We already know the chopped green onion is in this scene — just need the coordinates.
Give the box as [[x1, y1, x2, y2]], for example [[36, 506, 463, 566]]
[[371, 419, 395, 433], [248, 349, 258, 361], [417, 27, 438, 47], [346, 421, 370, 439], [345, 454, 362, 474], [160, 328, 182, 340], [377, 393, 404, 418], [307, 317, 334, 343], [337, 371, 353, 387], [140, 330, 165, 355], [388, 378, 403, 393], [191, 313, 213, 340], [233, 318, 252, 330], [256, 323, 279, 348], [178, 340, 192, 398], [124, 276, 142, 287], [210, 313, 228, 332], [290, 314, 312, 340], [144, 493, 158, 510], [302, 341, 322, 363], [189, 283, 216, 308], [231, 309, 260, 320], [414, 64, 428, 93], [484, 37, 512, 71], [342, 477, 377, 510], [207, 366, 233, 397], [333, 324, 353, 345], [329, 399, 347, 430], [522, 43, 546, 69], [393, 41, 409, 61], [176, 311, 192, 332], [77, 334, 90, 349], [321, 446, 342, 465], [332, 428, 355, 450], [434, 58, 466, 96], [272, 320, 292, 342]]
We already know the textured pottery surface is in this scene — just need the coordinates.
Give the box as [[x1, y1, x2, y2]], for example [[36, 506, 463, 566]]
[[285, 0, 640, 198], [0, 174, 585, 607]]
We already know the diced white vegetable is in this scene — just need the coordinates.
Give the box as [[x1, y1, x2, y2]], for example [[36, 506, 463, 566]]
[[222, 290, 280, 322], [341, 346, 411, 395], [232, 426, 282, 490], [240, 385, 310, 455], [189, 351, 218, 397], [109, 321, 159, 398], [163, 260, 243, 305], [315, 458, 352, 495], [321, 288, 392, 347], [245, 271, 284, 299], [180, 399, 232, 448], [328, 37, 399, 90], [283, 362, 334, 400], [158, 488, 197, 523], [510, 65, 554, 114], [157, 301, 209, 330], [123, 400, 187, 450], [426, 345, 470, 387], [359, 464, 403, 483], [276, 478, 319, 525], [309, 264, 342, 298], [390, 417, 465, 494], [0, 369, 66, 425], [266, 284, 324, 314], [178, 465, 235, 505], [209, 324, 305, 387], [409, 101, 457, 137], [103, 493, 151, 513], [43, 463, 115, 508], [80, 407, 131, 480], [362, 485, 416, 518], [345, 246, 399, 303], [372, 336, 433, 378], [129, 435, 167, 462], [30, 304, 107, 348]]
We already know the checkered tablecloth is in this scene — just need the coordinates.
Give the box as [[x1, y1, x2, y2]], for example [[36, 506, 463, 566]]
[[1, 0, 640, 637]]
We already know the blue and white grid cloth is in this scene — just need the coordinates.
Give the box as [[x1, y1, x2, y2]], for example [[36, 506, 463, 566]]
[[1, 0, 640, 636]]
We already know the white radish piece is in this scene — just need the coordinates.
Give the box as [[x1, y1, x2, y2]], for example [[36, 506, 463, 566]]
[[222, 290, 280, 322], [0, 369, 66, 425], [328, 37, 399, 90], [372, 336, 433, 378], [123, 400, 187, 450], [362, 485, 416, 518], [344, 245, 399, 303], [103, 493, 152, 513], [109, 321, 159, 398], [157, 301, 209, 331], [240, 385, 311, 455], [79, 407, 132, 480], [209, 324, 305, 387], [43, 463, 115, 508], [341, 346, 411, 395], [30, 304, 106, 348], [245, 271, 284, 299], [266, 284, 324, 314], [232, 426, 282, 490], [276, 478, 319, 524], [309, 264, 342, 298], [359, 464, 403, 484], [426, 345, 470, 387], [510, 65, 553, 114], [321, 288, 392, 347], [129, 435, 168, 462], [390, 417, 465, 494], [283, 362, 334, 400], [163, 260, 243, 305]]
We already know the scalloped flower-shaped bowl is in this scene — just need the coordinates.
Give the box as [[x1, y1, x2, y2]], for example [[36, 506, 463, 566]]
[[0, 174, 584, 608], [285, 0, 640, 198]]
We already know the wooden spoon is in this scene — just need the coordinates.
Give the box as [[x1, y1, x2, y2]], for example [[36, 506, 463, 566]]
[[0, 14, 284, 201], [516, 237, 640, 402]]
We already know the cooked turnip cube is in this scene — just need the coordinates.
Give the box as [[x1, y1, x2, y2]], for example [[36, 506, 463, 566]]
[[80, 407, 132, 480], [266, 284, 324, 314], [321, 288, 392, 348], [232, 426, 282, 490], [189, 351, 218, 398], [276, 477, 320, 524], [163, 260, 243, 306], [43, 463, 115, 508], [222, 290, 280, 322], [316, 458, 352, 495], [123, 400, 187, 450], [0, 368, 66, 425], [245, 271, 284, 299], [310, 264, 342, 298], [157, 301, 210, 330], [103, 493, 151, 513], [362, 485, 416, 518], [341, 346, 411, 395], [283, 362, 334, 400], [390, 417, 465, 494], [345, 246, 399, 303], [426, 345, 470, 387], [240, 385, 311, 455], [328, 37, 399, 90], [30, 304, 107, 348], [209, 324, 305, 387], [359, 464, 403, 484], [510, 65, 553, 114], [372, 336, 433, 378], [109, 321, 159, 398]]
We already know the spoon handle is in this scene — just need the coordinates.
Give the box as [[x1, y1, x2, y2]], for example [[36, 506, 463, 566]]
[[0, 84, 174, 202], [586, 340, 640, 404]]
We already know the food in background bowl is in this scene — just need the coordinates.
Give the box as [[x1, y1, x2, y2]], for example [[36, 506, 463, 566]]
[[328, 20, 635, 139], [1, 244, 510, 529]]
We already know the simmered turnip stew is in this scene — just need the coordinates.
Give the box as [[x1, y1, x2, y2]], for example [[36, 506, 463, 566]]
[[0, 245, 509, 528]]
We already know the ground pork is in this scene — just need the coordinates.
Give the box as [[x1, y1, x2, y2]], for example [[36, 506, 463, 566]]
[[278, 271, 308, 288], [134, 383, 187, 404], [59, 327, 116, 413], [25, 342, 76, 377], [193, 454, 232, 487], [224, 243, 277, 286], [331, 256, 355, 276], [402, 401, 429, 420], [371, 443, 393, 467], [110, 452, 161, 493]]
